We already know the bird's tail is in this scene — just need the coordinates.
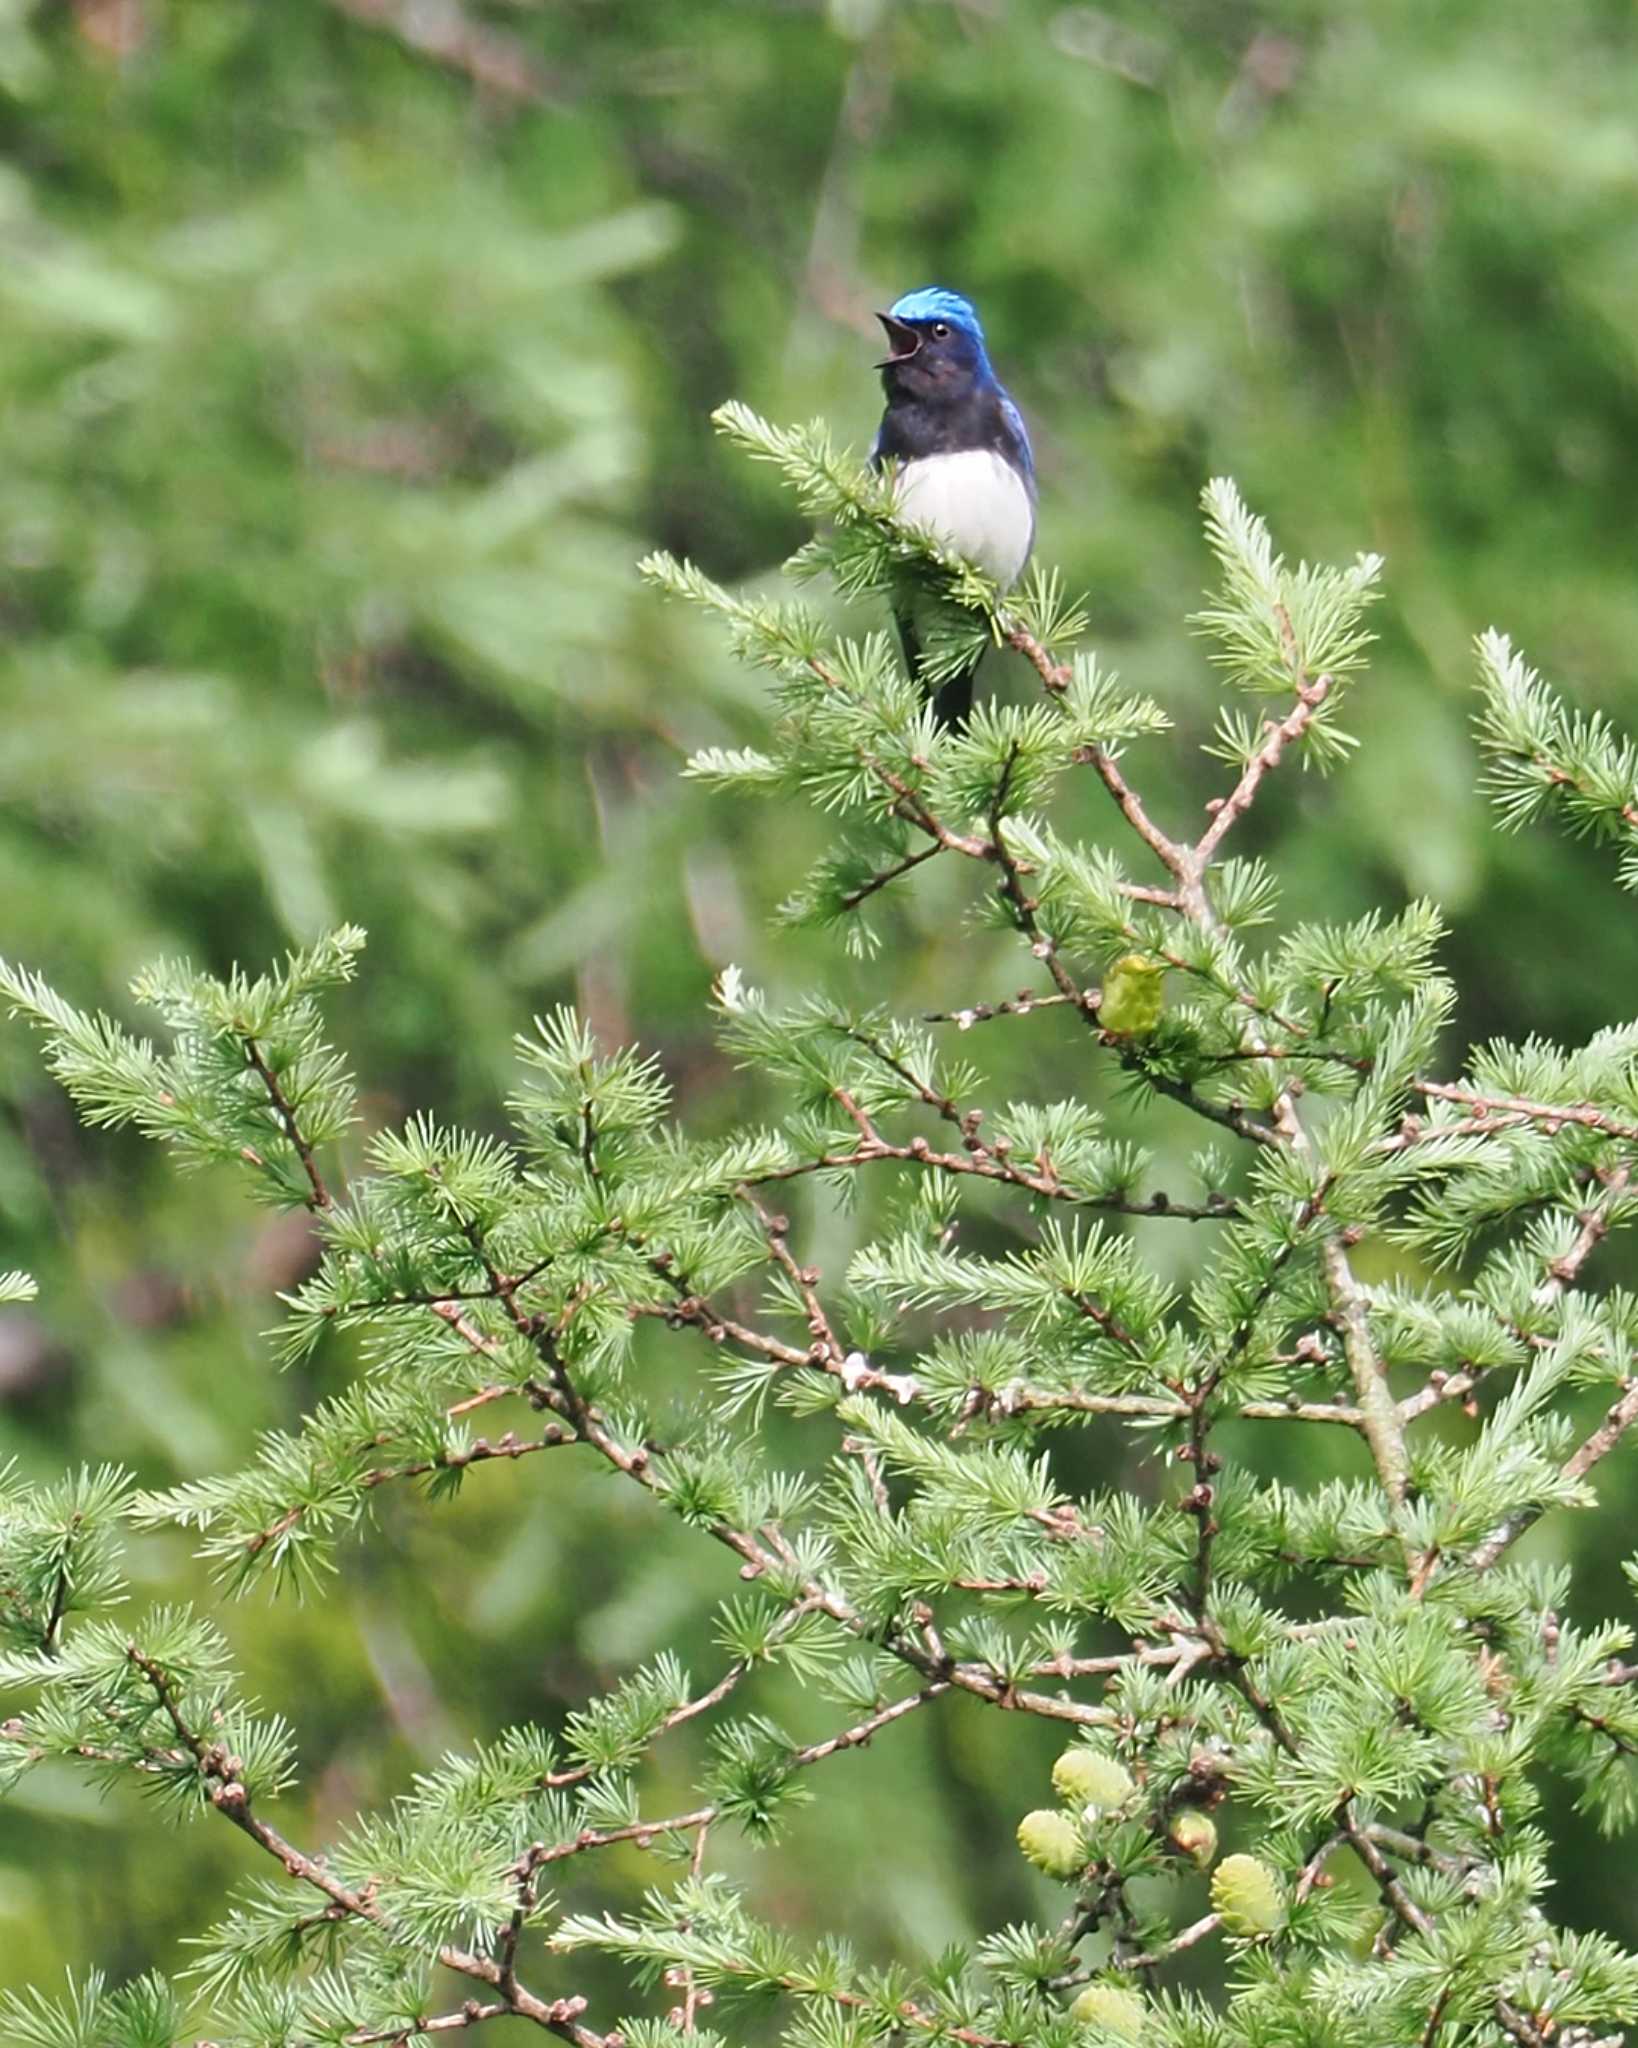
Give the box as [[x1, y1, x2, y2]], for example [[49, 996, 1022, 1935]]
[[929, 671, 974, 731], [894, 613, 974, 734]]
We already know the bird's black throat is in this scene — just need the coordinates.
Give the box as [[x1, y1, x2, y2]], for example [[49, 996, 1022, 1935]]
[[874, 381, 1026, 468]]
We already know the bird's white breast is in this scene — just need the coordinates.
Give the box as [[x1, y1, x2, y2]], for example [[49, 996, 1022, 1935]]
[[894, 450, 1035, 588]]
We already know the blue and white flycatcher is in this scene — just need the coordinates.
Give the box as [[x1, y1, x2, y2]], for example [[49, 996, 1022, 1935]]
[[871, 287, 1036, 730]]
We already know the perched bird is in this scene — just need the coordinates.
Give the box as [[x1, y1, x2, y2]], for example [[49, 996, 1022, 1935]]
[[871, 286, 1035, 730]]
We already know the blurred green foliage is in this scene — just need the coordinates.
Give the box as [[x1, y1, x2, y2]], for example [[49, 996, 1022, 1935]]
[[3, 0, 1638, 2004]]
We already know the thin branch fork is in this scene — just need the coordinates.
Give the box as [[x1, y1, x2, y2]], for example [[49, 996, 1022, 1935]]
[[1011, 612, 1406, 1524], [739, 1188, 846, 1368], [881, 647, 1310, 1103], [824, 1036, 1243, 1216], [1004, 626, 1191, 880], [1340, 1809, 1433, 1938], [980, 762, 1275, 1156], [543, 1658, 760, 1792], [840, 1019, 969, 1128], [520, 1684, 955, 1876], [866, 753, 990, 859], [1193, 672, 1332, 870], [987, 789, 1101, 1023], [1532, 1161, 1632, 1302], [1466, 1376, 1638, 1572], [1121, 1911, 1221, 1972], [1016, 624, 1333, 1118], [1008, 600, 1331, 902], [801, 651, 1000, 878], [122, 1644, 612, 2046]]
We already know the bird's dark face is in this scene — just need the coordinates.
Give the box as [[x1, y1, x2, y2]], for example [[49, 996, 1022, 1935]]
[[877, 311, 987, 403]]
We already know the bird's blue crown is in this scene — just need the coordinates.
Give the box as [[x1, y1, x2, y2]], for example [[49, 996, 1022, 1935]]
[[888, 287, 987, 349]]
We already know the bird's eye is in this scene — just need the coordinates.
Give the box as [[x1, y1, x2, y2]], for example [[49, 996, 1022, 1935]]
[[931, 321, 950, 338]]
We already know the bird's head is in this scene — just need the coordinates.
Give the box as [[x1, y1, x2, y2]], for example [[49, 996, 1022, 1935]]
[[876, 287, 993, 401]]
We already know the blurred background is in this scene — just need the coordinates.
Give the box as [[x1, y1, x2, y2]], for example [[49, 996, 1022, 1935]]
[[4, 0, 1638, 2012]]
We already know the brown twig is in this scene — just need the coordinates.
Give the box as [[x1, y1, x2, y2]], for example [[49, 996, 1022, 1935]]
[[545, 1661, 756, 1792], [1409, 1081, 1638, 1149], [346, 2002, 513, 2046], [238, 1424, 572, 1561], [632, 1294, 816, 1371], [988, 794, 1099, 1019], [243, 1036, 332, 1211], [1143, 1069, 1282, 1148], [924, 991, 1079, 1027], [1194, 674, 1332, 869], [1122, 1911, 1222, 1972], [740, 1189, 846, 1368], [838, 839, 948, 909], [746, 1119, 1240, 1218]]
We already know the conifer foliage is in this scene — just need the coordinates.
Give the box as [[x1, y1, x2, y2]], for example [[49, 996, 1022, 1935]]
[[6, 410, 1638, 2048]]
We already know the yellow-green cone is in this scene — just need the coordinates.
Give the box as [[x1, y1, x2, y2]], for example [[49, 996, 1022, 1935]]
[[1016, 1807, 1083, 1879], [1051, 1747, 1134, 1813], [1068, 1983, 1146, 2040], [1168, 1808, 1219, 1867], [1098, 954, 1165, 1037], [1211, 1851, 1285, 1935]]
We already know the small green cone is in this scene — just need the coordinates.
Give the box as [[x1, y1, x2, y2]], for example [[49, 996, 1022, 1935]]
[[1016, 1807, 1083, 1879], [1098, 954, 1165, 1037], [1068, 1982, 1146, 2040], [1211, 1851, 1285, 1936], [1051, 1747, 1134, 1813], [1168, 1809, 1218, 1867]]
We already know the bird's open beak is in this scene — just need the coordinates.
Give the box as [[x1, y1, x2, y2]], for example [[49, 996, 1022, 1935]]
[[875, 312, 921, 368]]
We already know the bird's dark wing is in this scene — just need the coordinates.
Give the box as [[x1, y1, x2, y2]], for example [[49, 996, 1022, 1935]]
[[998, 390, 1035, 491]]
